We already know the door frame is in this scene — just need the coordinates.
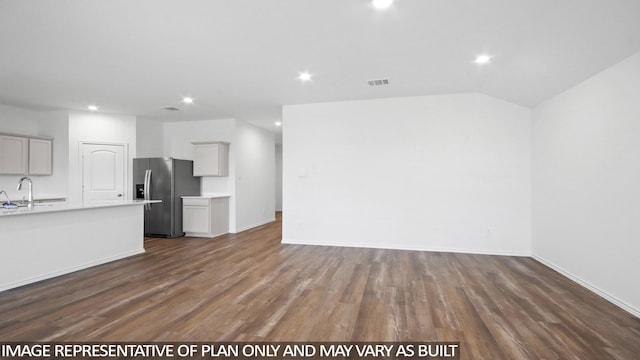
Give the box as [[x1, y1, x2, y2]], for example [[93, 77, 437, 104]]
[[80, 141, 129, 203]]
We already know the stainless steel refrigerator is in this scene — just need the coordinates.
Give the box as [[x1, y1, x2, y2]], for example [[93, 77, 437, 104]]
[[133, 158, 201, 238]]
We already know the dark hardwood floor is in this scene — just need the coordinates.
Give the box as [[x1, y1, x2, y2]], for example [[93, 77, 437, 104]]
[[1, 213, 638, 359]]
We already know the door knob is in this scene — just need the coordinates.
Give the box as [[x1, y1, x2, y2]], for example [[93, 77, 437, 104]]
[[117, 194, 123, 197]]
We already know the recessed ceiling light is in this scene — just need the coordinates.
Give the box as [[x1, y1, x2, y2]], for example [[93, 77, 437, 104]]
[[298, 72, 313, 82], [88, 105, 98, 111], [275, 121, 282, 126], [474, 54, 492, 65], [182, 97, 194, 104], [372, 0, 393, 9]]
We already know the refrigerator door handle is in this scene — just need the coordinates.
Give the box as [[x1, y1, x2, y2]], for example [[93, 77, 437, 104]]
[[147, 169, 152, 201], [143, 170, 147, 210], [144, 169, 151, 210], [146, 170, 150, 201]]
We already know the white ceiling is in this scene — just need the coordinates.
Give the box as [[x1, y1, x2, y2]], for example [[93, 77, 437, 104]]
[[1, 0, 639, 133]]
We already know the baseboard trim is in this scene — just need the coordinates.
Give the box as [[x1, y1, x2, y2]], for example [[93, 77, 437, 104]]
[[233, 217, 276, 233], [281, 238, 529, 257], [0, 248, 145, 292], [532, 255, 640, 318]]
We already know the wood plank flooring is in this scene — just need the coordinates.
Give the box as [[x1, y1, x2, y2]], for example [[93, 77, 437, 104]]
[[1, 213, 639, 359]]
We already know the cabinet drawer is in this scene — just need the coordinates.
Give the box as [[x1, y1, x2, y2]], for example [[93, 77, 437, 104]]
[[183, 198, 210, 206]]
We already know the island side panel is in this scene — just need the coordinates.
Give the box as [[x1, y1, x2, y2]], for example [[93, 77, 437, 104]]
[[0, 204, 145, 291]]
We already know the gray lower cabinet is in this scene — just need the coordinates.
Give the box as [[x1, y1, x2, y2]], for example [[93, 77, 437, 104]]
[[182, 196, 230, 238]]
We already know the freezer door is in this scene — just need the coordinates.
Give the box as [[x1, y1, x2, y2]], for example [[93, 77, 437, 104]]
[[133, 158, 151, 232], [133, 158, 150, 198], [146, 158, 174, 236]]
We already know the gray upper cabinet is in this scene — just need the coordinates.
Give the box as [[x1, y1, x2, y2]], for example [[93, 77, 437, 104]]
[[0, 134, 28, 174], [192, 141, 229, 177], [28, 138, 53, 175], [0, 132, 53, 175]]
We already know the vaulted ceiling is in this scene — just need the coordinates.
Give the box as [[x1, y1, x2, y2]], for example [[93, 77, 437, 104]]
[[1, 0, 639, 131]]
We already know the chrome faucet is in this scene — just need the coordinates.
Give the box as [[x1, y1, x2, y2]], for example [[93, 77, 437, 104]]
[[17, 176, 33, 207], [0, 190, 10, 204]]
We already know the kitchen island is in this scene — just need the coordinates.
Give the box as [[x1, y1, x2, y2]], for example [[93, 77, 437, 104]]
[[0, 200, 158, 291]]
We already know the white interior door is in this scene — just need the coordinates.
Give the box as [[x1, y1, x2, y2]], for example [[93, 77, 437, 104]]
[[82, 143, 126, 203]]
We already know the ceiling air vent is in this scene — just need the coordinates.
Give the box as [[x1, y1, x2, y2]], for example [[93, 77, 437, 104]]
[[368, 79, 390, 86], [163, 106, 180, 111]]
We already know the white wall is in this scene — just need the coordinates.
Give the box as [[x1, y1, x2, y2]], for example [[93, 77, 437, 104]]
[[234, 120, 276, 232], [136, 117, 164, 157], [275, 144, 283, 211], [0, 103, 40, 134], [0, 104, 41, 199], [1, 108, 136, 203], [283, 93, 532, 255], [163, 118, 236, 229], [532, 51, 640, 316], [67, 111, 137, 203], [0, 105, 67, 200], [163, 118, 276, 233], [36, 111, 69, 198]]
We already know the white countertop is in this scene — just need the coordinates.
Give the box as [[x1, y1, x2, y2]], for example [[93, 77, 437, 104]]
[[0, 200, 160, 217], [0, 193, 66, 202], [182, 194, 231, 199], [32, 193, 67, 199]]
